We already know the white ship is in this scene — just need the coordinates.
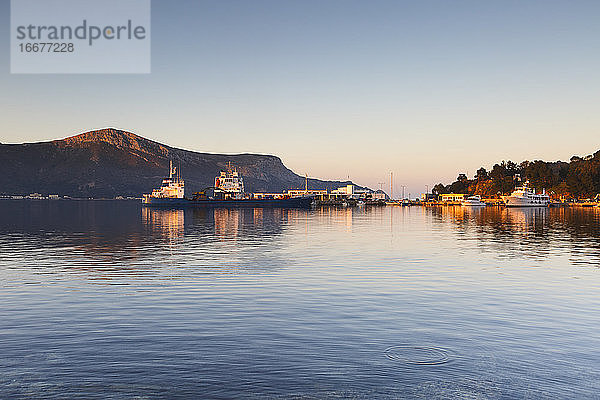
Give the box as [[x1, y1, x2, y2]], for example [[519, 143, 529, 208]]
[[502, 182, 549, 207], [142, 161, 313, 208], [143, 161, 184, 202], [461, 195, 486, 207], [214, 162, 245, 199]]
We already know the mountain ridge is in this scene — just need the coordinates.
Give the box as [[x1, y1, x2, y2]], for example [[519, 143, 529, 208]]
[[0, 128, 356, 197]]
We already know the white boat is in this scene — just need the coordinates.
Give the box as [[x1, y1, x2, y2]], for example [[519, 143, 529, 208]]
[[461, 195, 486, 207], [214, 162, 245, 199], [502, 182, 549, 207], [142, 161, 313, 208], [143, 160, 185, 203]]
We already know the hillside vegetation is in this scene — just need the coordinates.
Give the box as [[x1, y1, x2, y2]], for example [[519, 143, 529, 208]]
[[433, 151, 600, 199]]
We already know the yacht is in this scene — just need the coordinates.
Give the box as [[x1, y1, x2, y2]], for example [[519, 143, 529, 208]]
[[502, 182, 549, 207], [461, 195, 486, 207]]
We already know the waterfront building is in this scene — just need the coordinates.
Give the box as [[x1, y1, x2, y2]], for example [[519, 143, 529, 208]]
[[286, 189, 328, 197], [440, 193, 468, 202], [331, 184, 371, 199], [372, 190, 388, 201], [421, 193, 437, 202]]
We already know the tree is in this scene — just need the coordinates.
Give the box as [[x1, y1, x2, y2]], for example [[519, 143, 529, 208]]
[[437, 149, 600, 199], [432, 183, 447, 195], [490, 163, 506, 180], [476, 167, 488, 180]]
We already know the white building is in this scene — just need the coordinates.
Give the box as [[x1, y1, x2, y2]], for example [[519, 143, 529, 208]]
[[440, 193, 467, 202], [286, 189, 328, 197], [331, 184, 373, 199], [372, 191, 388, 200]]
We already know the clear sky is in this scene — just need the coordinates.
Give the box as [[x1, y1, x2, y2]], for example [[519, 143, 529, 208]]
[[1, 0, 599, 196]]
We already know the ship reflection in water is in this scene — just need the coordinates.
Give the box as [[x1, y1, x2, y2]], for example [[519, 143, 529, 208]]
[[142, 207, 184, 239], [425, 205, 600, 265], [141, 207, 302, 240], [2, 200, 600, 398]]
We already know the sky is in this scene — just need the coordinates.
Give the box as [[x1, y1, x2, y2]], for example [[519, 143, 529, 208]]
[[1, 0, 599, 197]]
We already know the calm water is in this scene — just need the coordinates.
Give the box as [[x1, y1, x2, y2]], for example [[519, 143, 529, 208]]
[[1, 200, 600, 399]]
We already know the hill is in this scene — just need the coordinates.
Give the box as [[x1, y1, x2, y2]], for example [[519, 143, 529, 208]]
[[0, 128, 355, 198], [433, 151, 600, 199]]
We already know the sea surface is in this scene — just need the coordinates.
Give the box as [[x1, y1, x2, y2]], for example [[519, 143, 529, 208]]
[[1, 200, 600, 399]]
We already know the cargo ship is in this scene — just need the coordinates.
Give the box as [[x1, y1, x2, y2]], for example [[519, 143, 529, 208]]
[[142, 161, 313, 208]]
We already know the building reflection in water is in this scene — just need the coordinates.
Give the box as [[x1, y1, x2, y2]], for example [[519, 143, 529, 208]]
[[141, 207, 307, 241], [313, 206, 388, 231], [426, 206, 600, 266], [140, 206, 392, 239]]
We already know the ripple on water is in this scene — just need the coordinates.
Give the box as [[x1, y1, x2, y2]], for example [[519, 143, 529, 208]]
[[384, 345, 453, 366]]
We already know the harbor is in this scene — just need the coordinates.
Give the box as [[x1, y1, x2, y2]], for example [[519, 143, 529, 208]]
[[3, 0, 600, 397], [3, 177, 599, 209], [137, 162, 600, 210]]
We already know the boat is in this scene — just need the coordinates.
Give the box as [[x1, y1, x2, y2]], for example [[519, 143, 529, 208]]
[[142, 161, 313, 208], [145, 160, 185, 200], [461, 195, 486, 207], [502, 181, 550, 207], [573, 201, 597, 207]]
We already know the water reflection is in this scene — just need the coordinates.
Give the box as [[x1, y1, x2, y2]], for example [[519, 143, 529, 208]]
[[313, 206, 388, 230], [0, 202, 300, 283], [2, 201, 600, 398], [142, 207, 184, 239], [2, 201, 600, 283], [426, 206, 600, 266]]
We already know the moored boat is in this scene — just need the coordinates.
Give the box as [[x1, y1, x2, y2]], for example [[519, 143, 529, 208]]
[[461, 195, 486, 207], [502, 181, 549, 207]]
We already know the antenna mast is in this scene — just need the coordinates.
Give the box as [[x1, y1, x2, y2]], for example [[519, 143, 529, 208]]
[[390, 172, 393, 200], [305, 174, 308, 193]]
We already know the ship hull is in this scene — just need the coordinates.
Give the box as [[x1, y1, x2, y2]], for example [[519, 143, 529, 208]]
[[142, 197, 313, 209], [502, 197, 549, 207]]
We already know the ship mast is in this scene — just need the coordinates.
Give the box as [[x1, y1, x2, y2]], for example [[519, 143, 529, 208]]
[[305, 174, 308, 193], [390, 172, 393, 200]]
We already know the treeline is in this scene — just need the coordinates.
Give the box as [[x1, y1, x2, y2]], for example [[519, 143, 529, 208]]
[[432, 150, 600, 199]]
